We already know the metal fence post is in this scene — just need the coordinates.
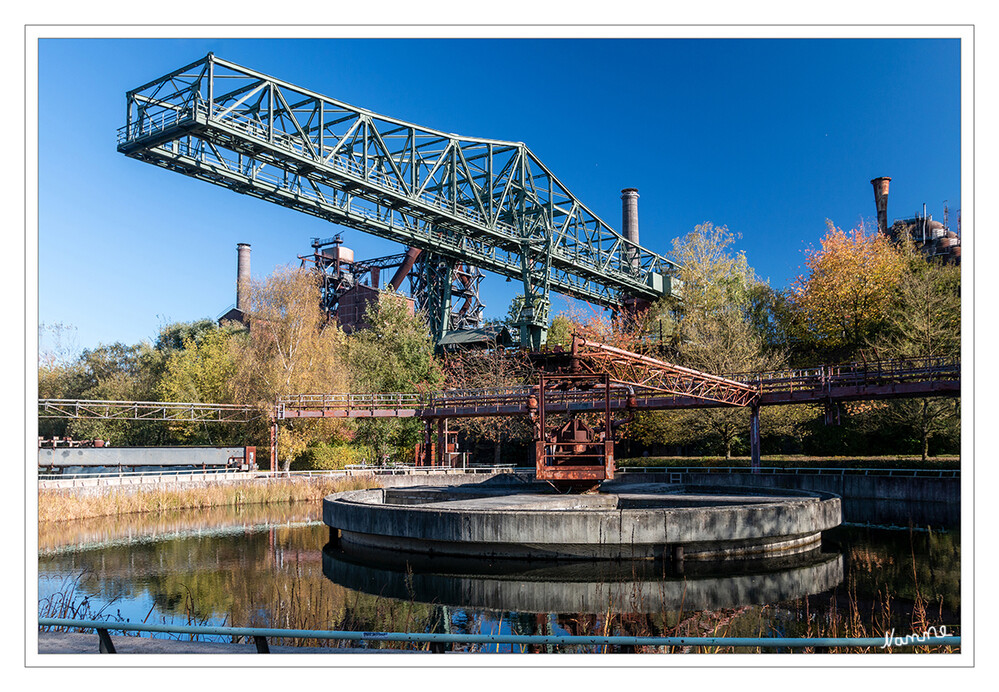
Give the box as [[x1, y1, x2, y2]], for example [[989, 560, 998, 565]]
[[97, 628, 116, 653]]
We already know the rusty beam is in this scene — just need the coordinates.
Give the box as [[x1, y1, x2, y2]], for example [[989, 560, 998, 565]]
[[570, 336, 759, 407]]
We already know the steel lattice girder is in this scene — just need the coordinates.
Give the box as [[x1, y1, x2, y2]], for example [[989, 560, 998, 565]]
[[117, 53, 681, 314], [569, 337, 760, 407], [38, 399, 260, 423]]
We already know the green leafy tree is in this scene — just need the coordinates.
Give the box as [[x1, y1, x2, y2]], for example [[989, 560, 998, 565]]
[[229, 267, 352, 469], [347, 294, 444, 463], [62, 342, 168, 445], [158, 324, 242, 444], [546, 314, 575, 348], [625, 223, 787, 459], [154, 318, 220, 354], [857, 254, 961, 460]]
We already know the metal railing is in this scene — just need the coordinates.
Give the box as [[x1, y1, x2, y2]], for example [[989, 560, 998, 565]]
[[37, 468, 255, 489], [277, 356, 960, 415], [278, 392, 422, 410], [37, 465, 520, 483], [38, 618, 959, 653], [729, 357, 960, 394], [616, 466, 960, 478]]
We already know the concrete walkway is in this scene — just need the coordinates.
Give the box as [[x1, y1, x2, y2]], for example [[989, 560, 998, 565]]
[[38, 632, 422, 654]]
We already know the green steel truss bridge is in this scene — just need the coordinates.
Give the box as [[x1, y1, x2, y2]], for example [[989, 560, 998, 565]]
[[116, 53, 681, 347]]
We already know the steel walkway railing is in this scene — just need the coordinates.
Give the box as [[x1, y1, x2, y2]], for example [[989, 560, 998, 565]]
[[38, 618, 959, 653]]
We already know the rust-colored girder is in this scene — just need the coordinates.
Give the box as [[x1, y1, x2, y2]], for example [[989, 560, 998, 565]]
[[569, 337, 759, 407], [269, 356, 958, 420]]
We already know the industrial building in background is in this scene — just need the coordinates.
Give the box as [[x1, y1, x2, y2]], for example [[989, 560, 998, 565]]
[[870, 176, 961, 263], [218, 242, 252, 325], [299, 235, 481, 335]]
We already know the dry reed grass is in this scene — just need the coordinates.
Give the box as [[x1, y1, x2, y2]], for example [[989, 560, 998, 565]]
[[37, 476, 378, 523]]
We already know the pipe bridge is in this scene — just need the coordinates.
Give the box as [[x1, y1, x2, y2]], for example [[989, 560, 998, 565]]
[[117, 53, 681, 347]]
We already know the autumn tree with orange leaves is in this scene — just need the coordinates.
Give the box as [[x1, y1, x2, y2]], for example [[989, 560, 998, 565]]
[[790, 222, 908, 360]]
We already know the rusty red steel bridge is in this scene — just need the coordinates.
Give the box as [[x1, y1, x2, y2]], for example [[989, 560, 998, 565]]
[[39, 340, 959, 489], [273, 339, 959, 488], [276, 354, 959, 420]]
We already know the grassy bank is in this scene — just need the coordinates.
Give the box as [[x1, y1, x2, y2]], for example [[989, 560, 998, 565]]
[[37, 476, 379, 524], [615, 455, 960, 470]]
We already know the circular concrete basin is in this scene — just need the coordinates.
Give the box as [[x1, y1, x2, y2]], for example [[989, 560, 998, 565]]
[[322, 481, 841, 561]]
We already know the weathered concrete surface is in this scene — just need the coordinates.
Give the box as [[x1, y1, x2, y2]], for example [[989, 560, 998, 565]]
[[37, 631, 418, 654], [323, 482, 841, 560]]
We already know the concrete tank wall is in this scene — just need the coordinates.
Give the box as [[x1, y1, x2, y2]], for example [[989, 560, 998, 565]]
[[614, 471, 959, 527]]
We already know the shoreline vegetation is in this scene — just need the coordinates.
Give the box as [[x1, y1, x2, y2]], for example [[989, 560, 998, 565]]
[[37, 475, 379, 523]]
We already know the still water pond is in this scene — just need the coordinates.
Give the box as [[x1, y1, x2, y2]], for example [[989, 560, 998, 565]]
[[38, 503, 960, 651]]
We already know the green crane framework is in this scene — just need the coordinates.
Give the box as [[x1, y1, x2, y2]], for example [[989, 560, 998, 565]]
[[117, 53, 682, 347]]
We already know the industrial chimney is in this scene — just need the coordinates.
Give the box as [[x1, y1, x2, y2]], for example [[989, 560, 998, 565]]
[[236, 243, 251, 314], [621, 188, 640, 270], [871, 177, 891, 236]]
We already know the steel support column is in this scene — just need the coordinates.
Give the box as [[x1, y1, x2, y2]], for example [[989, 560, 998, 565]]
[[422, 254, 455, 343], [749, 404, 761, 474], [436, 417, 448, 467], [270, 418, 278, 474]]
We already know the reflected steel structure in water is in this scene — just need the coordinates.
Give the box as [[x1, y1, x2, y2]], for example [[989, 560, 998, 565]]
[[321, 543, 845, 614]]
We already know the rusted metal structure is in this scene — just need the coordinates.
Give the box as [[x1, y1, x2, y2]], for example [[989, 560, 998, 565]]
[[567, 337, 758, 407], [299, 236, 484, 334], [272, 352, 959, 481], [41, 354, 959, 481], [275, 356, 958, 421], [871, 176, 891, 235], [533, 373, 616, 490], [871, 175, 961, 264], [523, 336, 761, 488]]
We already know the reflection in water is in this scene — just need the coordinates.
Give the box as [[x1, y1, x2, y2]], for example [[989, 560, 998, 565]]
[[322, 544, 844, 614], [38, 503, 320, 554], [841, 498, 960, 529], [37, 503, 960, 647]]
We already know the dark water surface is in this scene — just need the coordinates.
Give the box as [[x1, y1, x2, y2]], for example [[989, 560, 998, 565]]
[[38, 503, 960, 651]]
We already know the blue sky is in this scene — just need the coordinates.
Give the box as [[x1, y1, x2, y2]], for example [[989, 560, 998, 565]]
[[36, 38, 961, 352]]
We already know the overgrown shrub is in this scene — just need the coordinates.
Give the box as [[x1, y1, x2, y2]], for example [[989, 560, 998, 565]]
[[291, 442, 374, 471]]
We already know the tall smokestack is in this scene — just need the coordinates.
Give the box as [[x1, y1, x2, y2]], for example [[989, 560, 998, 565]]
[[871, 177, 891, 236], [236, 243, 251, 314], [621, 188, 640, 270]]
